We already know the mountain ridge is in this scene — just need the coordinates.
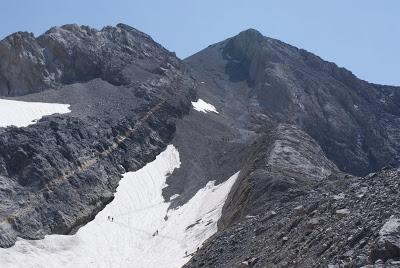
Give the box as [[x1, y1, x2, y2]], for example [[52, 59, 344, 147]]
[[0, 23, 177, 96], [190, 27, 399, 88], [186, 28, 400, 177]]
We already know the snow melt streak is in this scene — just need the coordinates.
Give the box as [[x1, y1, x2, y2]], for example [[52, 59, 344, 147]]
[[0, 99, 70, 127], [0, 145, 238, 268], [191, 99, 219, 114]]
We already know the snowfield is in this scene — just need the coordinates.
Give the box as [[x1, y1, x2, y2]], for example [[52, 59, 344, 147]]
[[191, 99, 219, 114], [0, 99, 70, 128], [0, 145, 239, 268]]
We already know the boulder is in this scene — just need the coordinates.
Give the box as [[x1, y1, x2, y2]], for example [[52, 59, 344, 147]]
[[336, 209, 350, 217], [370, 218, 400, 261], [294, 205, 306, 215]]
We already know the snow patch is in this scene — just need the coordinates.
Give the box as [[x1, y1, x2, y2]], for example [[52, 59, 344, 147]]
[[0, 99, 70, 128], [0, 145, 239, 268], [192, 99, 219, 114]]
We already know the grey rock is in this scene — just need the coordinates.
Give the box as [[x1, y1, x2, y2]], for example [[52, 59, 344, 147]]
[[371, 218, 400, 262], [305, 218, 321, 230], [183, 29, 400, 268], [186, 29, 400, 177], [294, 205, 306, 215], [0, 24, 195, 247], [0, 24, 175, 96], [336, 209, 351, 217]]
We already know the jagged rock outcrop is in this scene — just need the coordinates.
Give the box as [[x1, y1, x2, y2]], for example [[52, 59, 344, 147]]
[[0, 23, 174, 96], [371, 217, 400, 263], [0, 24, 195, 247], [219, 124, 339, 229]]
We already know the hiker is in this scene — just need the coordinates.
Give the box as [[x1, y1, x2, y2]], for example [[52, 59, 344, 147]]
[[185, 251, 188, 257], [152, 230, 159, 237], [111, 217, 114, 222], [107, 216, 110, 221]]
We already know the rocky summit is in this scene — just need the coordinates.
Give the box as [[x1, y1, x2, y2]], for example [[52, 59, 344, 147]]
[[0, 25, 400, 268]]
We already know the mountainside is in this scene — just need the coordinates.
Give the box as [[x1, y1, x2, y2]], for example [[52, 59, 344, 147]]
[[0, 24, 195, 247], [0, 25, 399, 268], [185, 167, 400, 268], [183, 29, 400, 267], [186, 29, 400, 177]]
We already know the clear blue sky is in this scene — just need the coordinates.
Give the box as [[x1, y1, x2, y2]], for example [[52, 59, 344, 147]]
[[1, 0, 399, 86]]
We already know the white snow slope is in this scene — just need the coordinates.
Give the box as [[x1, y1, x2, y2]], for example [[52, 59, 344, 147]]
[[0, 145, 239, 268], [0, 99, 70, 127], [191, 99, 219, 114]]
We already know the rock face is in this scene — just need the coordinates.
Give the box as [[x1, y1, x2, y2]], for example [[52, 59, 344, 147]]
[[219, 124, 339, 228], [0, 24, 195, 247], [0, 23, 172, 96], [183, 29, 400, 267], [184, 168, 400, 268], [371, 218, 400, 262], [186, 29, 400, 177]]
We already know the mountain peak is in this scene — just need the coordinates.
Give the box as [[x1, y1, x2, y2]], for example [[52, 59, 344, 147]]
[[115, 23, 151, 39], [237, 28, 263, 38], [224, 28, 265, 56], [232, 28, 265, 44], [116, 23, 135, 31]]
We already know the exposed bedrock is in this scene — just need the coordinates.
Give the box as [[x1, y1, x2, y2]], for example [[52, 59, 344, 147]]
[[0, 24, 195, 247], [184, 167, 400, 268], [186, 29, 400, 177], [219, 124, 340, 229], [0, 23, 179, 96], [184, 29, 400, 268]]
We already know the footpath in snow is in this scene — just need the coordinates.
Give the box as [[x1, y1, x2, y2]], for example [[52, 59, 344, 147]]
[[0, 145, 239, 268], [0, 99, 70, 128]]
